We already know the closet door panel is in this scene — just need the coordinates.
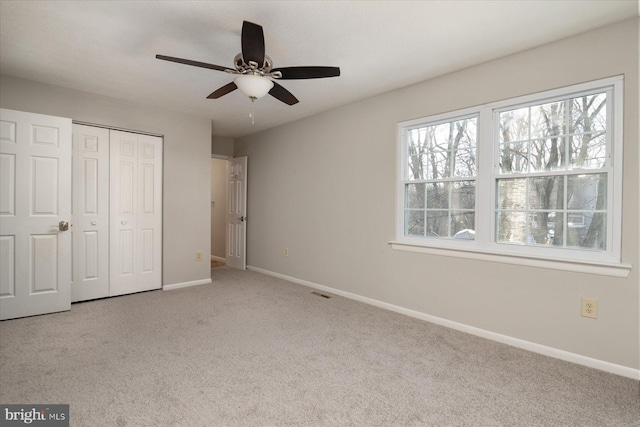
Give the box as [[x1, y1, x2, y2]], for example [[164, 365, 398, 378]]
[[136, 134, 162, 288], [110, 130, 137, 296], [110, 130, 161, 296], [72, 124, 109, 302]]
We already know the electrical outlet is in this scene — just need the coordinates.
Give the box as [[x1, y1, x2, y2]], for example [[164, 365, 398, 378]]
[[581, 298, 598, 319], [283, 248, 288, 257], [195, 251, 203, 262]]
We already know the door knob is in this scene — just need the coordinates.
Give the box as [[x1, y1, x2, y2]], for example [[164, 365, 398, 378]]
[[90, 221, 97, 226], [239, 216, 246, 222], [53, 221, 69, 231], [121, 220, 127, 225]]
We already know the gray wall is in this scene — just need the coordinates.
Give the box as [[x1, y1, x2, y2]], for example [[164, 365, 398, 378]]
[[0, 75, 212, 287], [236, 19, 639, 369], [210, 158, 227, 259], [212, 134, 234, 158]]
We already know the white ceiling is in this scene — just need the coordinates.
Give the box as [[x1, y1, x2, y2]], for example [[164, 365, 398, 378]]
[[1, 1, 637, 139]]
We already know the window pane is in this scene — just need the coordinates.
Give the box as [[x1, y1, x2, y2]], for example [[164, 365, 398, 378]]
[[531, 101, 565, 139], [529, 138, 564, 172], [425, 211, 448, 237], [500, 141, 528, 173], [407, 153, 427, 180], [407, 128, 428, 180], [405, 183, 425, 209], [421, 117, 478, 180], [451, 212, 475, 239], [496, 211, 527, 244], [500, 107, 529, 143], [454, 150, 476, 177], [571, 93, 606, 135], [453, 117, 477, 176], [496, 178, 526, 210], [456, 118, 477, 150], [570, 133, 606, 169], [529, 211, 562, 246], [528, 177, 564, 210], [428, 150, 450, 179], [568, 174, 606, 210], [567, 212, 606, 250], [426, 182, 449, 209], [451, 181, 475, 210], [431, 122, 453, 151], [405, 210, 425, 236]]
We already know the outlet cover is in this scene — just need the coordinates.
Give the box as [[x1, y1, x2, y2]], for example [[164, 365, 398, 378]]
[[195, 251, 203, 262], [581, 298, 598, 319]]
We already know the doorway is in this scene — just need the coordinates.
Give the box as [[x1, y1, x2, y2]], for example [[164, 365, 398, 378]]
[[211, 155, 247, 270], [210, 157, 227, 268]]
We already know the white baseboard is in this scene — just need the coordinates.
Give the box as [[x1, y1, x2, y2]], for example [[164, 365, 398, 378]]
[[211, 255, 226, 263], [247, 265, 640, 380], [163, 278, 212, 291]]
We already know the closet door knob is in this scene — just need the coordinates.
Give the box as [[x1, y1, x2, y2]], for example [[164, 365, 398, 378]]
[[91, 221, 97, 226], [121, 220, 127, 225], [51, 221, 69, 231]]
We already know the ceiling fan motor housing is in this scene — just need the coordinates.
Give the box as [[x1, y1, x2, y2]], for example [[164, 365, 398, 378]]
[[232, 53, 276, 77]]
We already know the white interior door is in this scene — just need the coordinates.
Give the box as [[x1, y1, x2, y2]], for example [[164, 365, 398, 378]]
[[71, 124, 109, 302], [0, 109, 72, 320], [110, 130, 162, 296], [226, 156, 247, 269]]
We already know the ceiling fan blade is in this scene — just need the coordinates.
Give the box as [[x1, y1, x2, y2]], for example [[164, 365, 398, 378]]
[[269, 82, 299, 105], [207, 82, 238, 99], [156, 54, 233, 72], [272, 66, 341, 80], [241, 21, 265, 66]]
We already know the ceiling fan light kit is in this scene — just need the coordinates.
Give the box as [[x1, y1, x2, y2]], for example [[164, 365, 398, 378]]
[[156, 20, 340, 106], [234, 74, 274, 101]]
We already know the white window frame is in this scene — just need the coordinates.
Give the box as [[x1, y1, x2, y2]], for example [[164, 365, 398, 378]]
[[392, 76, 630, 277]]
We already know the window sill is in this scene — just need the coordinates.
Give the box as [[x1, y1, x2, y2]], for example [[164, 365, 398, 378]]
[[389, 241, 631, 278]]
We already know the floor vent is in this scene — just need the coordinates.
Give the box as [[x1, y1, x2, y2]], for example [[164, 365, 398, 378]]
[[311, 291, 331, 299]]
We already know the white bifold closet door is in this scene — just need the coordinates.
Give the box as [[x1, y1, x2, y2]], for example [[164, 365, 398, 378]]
[[109, 130, 162, 297], [72, 125, 110, 302]]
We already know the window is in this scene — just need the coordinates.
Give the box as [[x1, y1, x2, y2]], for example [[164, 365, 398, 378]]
[[404, 115, 477, 239], [395, 77, 625, 273], [496, 91, 608, 250]]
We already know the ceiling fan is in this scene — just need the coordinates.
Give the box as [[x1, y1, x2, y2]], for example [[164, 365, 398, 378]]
[[156, 20, 340, 105]]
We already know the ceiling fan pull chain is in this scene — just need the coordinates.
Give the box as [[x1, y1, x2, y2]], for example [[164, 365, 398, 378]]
[[249, 103, 255, 125]]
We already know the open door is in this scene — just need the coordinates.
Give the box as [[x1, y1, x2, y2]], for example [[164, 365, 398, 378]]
[[226, 157, 247, 269], [0, 109, 72, 320]]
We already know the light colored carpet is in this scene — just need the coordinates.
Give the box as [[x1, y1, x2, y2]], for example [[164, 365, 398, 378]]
[[1, 267, 638, 426]]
